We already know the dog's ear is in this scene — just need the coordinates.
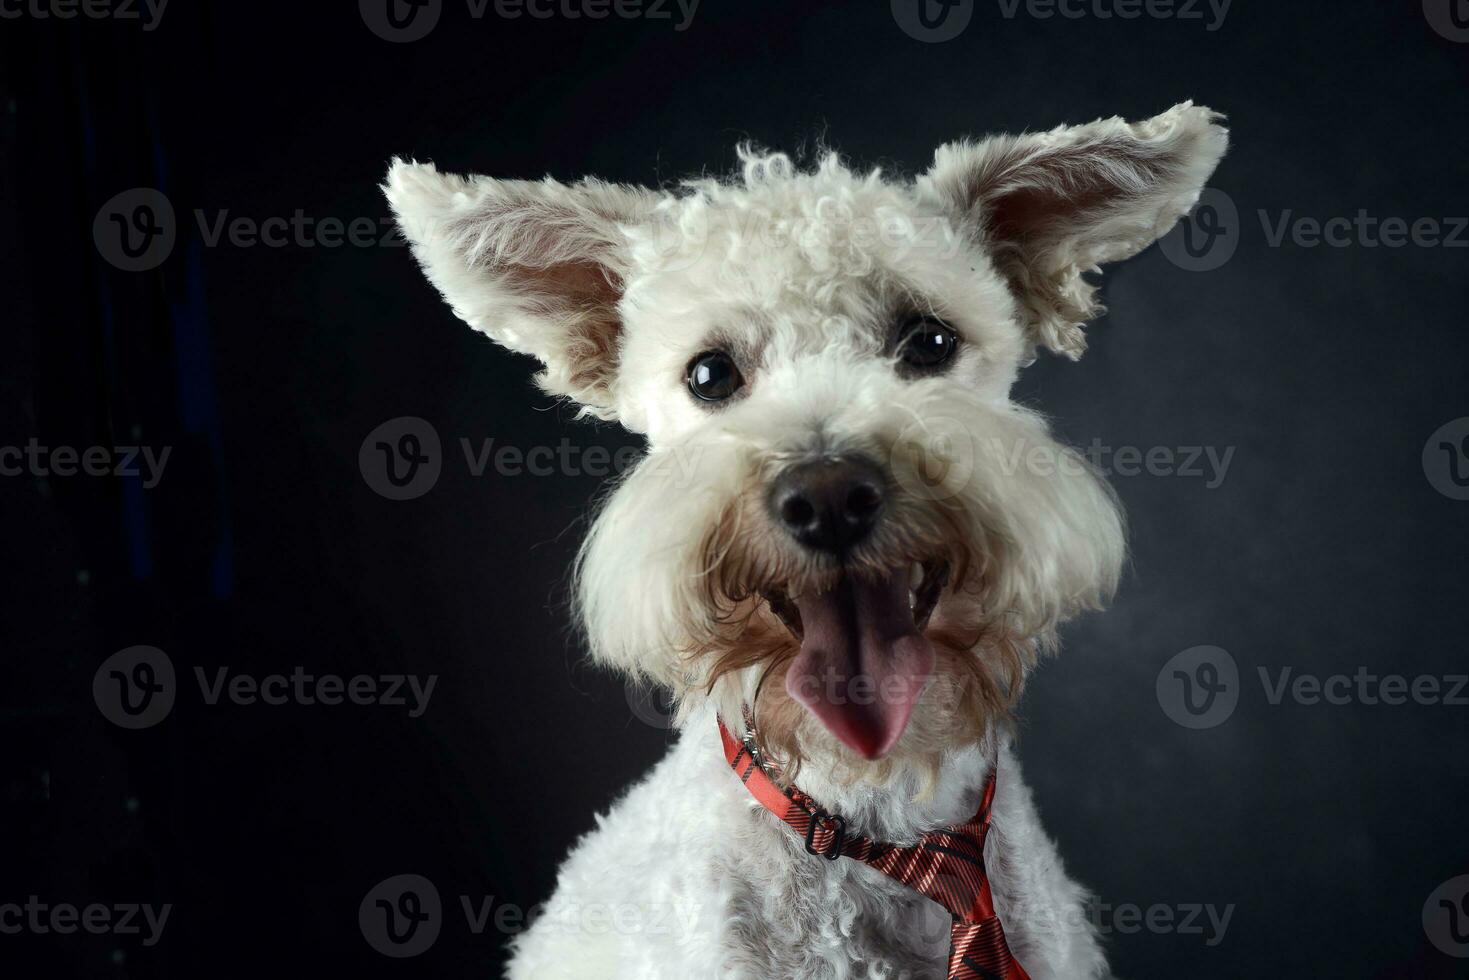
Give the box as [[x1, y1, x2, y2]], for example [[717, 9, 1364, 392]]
[[383, 159, 662, 419], [921, 102, 1228, 358]]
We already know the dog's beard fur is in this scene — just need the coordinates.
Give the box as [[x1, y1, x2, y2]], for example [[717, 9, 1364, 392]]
[[693, 478, 1031, 790], [576, 395, 1124, 796]]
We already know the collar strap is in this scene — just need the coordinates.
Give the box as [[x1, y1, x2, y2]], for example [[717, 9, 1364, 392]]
[[718, 716, 1030, 980], [717, 718, 999, 863]]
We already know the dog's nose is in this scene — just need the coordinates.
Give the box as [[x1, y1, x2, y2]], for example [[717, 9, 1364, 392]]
[[769, 455, 886, 555]]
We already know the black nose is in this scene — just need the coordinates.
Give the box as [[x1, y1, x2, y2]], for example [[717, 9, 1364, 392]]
[[769, 455, 886, 555]]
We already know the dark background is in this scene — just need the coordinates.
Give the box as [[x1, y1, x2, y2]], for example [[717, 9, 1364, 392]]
[[2, 1, 1467, 977]]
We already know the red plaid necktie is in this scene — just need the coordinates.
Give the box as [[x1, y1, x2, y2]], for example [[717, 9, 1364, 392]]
[[720, 719, 1030, 980]]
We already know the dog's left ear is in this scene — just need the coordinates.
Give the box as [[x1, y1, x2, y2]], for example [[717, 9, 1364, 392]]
[[383, 159, 663, 419], [921, 102, 1228, 358]]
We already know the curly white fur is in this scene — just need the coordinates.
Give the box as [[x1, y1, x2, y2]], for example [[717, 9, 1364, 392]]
[[383, 103, 1228, 979]]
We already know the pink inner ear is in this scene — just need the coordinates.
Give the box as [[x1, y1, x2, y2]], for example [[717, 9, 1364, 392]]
[[979, 138, 1176, 248], [482, 203, 626, 405], [516, 258, 624, 401], [985, 179, 1114, 247]]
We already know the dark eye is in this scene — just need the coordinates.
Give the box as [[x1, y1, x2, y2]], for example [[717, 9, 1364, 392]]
[[895, 315, 960, 371], [686, 350, 743, 402]]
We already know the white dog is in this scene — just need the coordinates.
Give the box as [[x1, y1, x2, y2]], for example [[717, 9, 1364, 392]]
[[384, 102, 1227, 979]]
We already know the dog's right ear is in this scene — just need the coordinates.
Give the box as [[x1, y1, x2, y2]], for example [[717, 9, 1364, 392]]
[[382, 159, 663, 420], [920, 102, 1228, 359]]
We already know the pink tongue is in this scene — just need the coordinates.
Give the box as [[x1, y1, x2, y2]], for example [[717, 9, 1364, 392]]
[[784, 571, 934, 760]]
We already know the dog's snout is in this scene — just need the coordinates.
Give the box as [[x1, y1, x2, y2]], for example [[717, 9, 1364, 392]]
[[769, 455, 886, 555]]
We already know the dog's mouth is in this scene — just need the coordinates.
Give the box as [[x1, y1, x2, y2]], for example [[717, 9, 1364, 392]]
[[761, 560, 949, 760]]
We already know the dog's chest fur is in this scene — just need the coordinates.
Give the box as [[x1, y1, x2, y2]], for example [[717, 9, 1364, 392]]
[[508, 708, 1007, 980]]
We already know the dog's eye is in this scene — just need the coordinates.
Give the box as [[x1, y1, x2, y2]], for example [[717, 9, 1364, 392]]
[[686, 350, 743, 402], [895, 315, 960, 371]]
